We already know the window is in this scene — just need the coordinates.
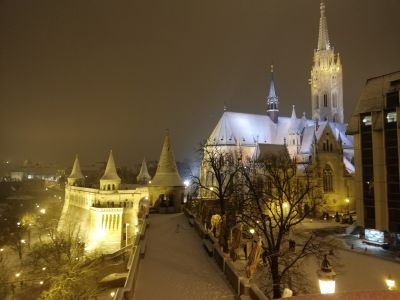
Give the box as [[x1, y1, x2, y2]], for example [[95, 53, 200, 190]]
[[315, 95, 319, 109], [323, 94, 328, 107], [323, 165, 334, 192], [332, 93, 337, 108], [362, 115, 372, 126], [386, 111, 397, 123]]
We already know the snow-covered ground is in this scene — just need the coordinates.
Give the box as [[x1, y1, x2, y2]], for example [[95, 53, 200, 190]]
[[133, 213, 236, 300]]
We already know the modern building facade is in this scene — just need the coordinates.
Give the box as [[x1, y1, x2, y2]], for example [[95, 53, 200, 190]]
[[348, 71, 400, 234]]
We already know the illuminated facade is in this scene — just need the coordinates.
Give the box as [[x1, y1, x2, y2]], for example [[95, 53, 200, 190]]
[[58, 133, 184, 253], [200, 2, 354, 214]]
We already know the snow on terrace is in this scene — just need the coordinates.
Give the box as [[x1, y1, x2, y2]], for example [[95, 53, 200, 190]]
[[133, 213, 235, 300]]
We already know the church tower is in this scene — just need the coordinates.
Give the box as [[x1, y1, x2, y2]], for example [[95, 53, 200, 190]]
[[310, 2, 343, 123], [266, 65, 279, 123]]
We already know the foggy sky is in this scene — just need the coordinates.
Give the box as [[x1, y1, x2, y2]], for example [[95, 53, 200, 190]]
[[0, 0, 399, 168]]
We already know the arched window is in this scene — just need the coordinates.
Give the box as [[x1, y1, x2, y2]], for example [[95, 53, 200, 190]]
[[323, 165, 333, 192], [323, 94, 328, 107], [315, 95, 319, 109], [332, 93, 337, 108]]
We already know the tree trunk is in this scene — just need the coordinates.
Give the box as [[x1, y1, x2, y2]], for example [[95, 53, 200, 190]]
[[270, 257, 281, 299]]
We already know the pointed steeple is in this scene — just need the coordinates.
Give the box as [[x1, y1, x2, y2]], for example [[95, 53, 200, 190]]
[[266, 64, 279, 123], [100, 150, 121, 190], [137, 158, 151, 184], [151, 132, 183, 186], [68, 154, 84, 186], [317, 1, 330, 51], [289, 105, 298, 131]]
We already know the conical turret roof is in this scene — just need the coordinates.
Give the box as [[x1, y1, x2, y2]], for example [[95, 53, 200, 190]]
[[151, 133, 183, 186], [68, 154, 84, 180], [289, 105, 298, 133], [137, 157, 151, 183], [101, 150, 121, 180]]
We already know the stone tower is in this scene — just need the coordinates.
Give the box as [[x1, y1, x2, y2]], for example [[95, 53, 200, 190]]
[[310, 1, 343, 123], [287, 106, 301, 158], [150, 132, 184, 211], [67, 154, 85, 186], [136, 157, 151, 184], [100, 150, 121, 190], [266, 65, 279, 123]]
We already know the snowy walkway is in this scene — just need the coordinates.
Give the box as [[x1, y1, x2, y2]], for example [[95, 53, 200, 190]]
[[133, 213, 236, 300]]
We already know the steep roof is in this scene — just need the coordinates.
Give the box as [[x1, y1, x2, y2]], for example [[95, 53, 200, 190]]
[[101, 150, 121, 181], [68, 155, 84, 180], [137, 158, 151, 183], [317, 2, 330, 50], [151, 133, 183, 187]]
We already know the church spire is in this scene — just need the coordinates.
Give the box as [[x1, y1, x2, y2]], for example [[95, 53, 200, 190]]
[[266, 64, 279, 123], [67, 154, 84, 186], [317, 1, 330, 51]]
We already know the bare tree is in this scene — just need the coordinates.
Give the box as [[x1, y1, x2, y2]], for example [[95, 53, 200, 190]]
[[236, 150, 324, 298], [191, 142, 242, 251]]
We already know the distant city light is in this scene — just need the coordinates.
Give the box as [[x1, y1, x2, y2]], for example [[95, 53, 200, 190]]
[[15, 273, 21, 277], [39, 280, 44, 285], [21, 239, 25, 244]]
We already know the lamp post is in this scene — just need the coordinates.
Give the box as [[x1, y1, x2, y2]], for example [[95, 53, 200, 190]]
[[345, 198, 350, 215], [386, 275, 396, 290], [125, 223, 129, 246], [318, 255, 336, 294]]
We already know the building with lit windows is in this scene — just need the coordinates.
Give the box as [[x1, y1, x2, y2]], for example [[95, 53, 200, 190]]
[[200, 2, 355, 214], [347, 71, 400, 240]]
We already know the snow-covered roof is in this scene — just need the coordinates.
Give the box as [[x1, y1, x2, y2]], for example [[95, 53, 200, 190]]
[[151, 133, 183, 187]]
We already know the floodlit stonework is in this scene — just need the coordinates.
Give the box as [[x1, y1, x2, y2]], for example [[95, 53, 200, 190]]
[[200, 2, 354, 214], [58, 133, 183, 253]]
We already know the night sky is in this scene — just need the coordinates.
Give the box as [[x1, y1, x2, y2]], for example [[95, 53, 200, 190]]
[[0, 0, 399, 167]]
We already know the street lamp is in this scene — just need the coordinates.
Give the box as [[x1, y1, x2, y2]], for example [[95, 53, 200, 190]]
[[345, 198, 350, 215], [318, 255, 336, 294], [386, 275, 396, 290], [125, 223, 129, 246], [40, 208, 46, 214]]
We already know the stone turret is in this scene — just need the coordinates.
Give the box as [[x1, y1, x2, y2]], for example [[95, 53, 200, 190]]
[[150, 132, 184, 212], [287, 106, 301, 158], [67, 154, 85, 186], [137, 158, 151, 184], [151, 133, 182, 187], [100, 150, 121, 191]]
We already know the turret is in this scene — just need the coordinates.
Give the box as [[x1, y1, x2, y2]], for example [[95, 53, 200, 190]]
[[67, 154, 85, 186], [151, 132, 183, 187], [137, 158, 151, 184], [100, 150, 121, 191], [287, 106, 301, 158], [266, 65, 279, 123]]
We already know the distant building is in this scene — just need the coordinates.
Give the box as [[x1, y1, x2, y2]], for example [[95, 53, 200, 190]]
[[200, 2, 354, 214], [347, 71, 400, 235], [58, 133, 184, 253]]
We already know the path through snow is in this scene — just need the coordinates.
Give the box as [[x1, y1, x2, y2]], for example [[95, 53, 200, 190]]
[[133, 213, 236, 300]]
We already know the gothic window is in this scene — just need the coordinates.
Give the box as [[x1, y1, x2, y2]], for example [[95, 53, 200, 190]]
[[323, 165, 334, 192], [315, 95, 319, 109], [332, 93, 337, 108], [323, 94, 328, 107]]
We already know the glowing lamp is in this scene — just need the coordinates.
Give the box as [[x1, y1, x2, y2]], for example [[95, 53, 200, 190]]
[[110, 291, 116, 297], [318, 255, 336, 294], [386, 275, 395, 290], [249, 228, 255, 235], [40, 208, 46, 214]]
